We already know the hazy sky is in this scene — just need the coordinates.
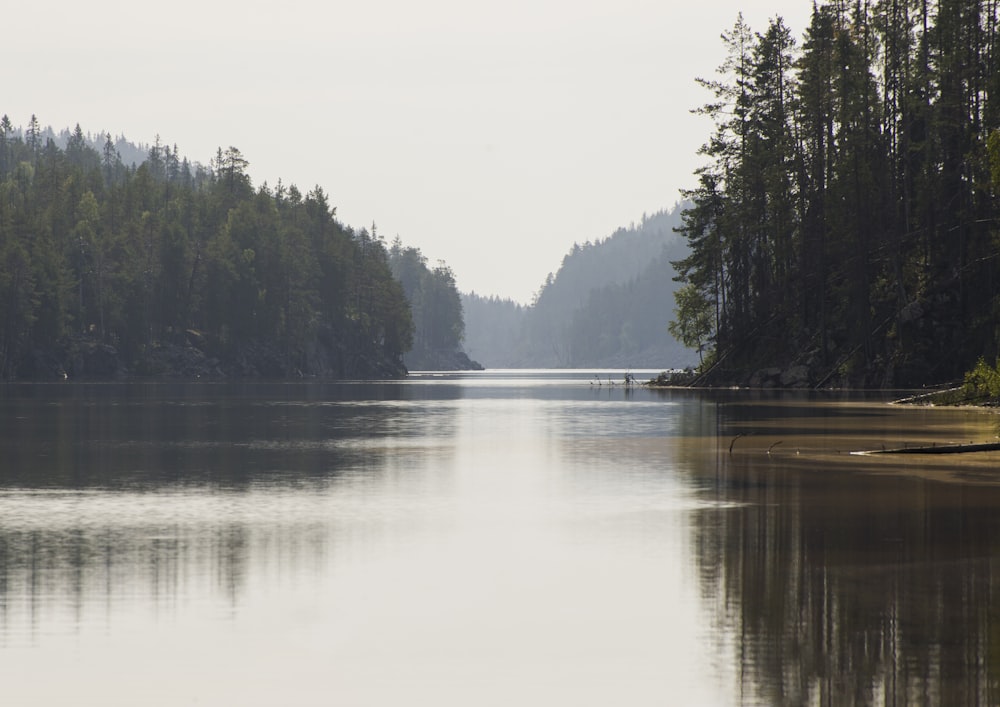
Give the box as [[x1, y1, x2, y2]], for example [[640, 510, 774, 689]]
[[9, 1, 813, 303]]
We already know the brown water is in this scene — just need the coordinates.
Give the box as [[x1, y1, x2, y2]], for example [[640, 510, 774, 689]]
[[1, 373, 999, 705]]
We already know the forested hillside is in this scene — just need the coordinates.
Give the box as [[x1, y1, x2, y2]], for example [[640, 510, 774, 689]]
[[674, 2, 1000, 387], [388, 242, 481, 370], [462, 293, 527, 367], [0, 117, 413, 379], [463, 206, 698, 368]]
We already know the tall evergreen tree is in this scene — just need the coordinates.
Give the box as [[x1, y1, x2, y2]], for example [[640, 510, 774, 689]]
[[676, 1, 1000, 386]]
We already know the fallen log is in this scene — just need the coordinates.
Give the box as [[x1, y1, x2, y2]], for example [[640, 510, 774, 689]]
[[852, 442, 1000, 456], [890, 387, 964, 405]]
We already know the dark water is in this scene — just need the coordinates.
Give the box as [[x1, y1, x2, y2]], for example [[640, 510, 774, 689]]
[[2, 372, 1000, 705]]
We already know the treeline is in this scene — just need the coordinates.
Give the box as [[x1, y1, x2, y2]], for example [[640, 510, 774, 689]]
[[674, 1, 1000, 387], [0, 116, 413, 379], [388, 242, 481, 370]]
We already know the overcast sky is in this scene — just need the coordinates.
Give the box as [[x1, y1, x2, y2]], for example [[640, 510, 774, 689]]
[[9, 1, 813, 303]]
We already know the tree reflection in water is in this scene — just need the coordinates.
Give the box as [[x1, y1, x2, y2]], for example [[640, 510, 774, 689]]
[[688, 406, 1000, 706]]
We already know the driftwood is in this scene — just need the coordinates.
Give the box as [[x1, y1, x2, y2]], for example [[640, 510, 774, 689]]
[[852, 442, 1000, 456]]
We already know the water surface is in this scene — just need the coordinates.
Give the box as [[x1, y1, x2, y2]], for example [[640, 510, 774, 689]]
[[2, 372, 1000, 705]]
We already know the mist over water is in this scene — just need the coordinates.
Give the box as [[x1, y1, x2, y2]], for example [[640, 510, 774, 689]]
[[2, 373, 1000, 705]]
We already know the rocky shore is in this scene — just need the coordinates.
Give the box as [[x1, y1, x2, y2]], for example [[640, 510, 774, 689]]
[[402, 348, 484, 372]]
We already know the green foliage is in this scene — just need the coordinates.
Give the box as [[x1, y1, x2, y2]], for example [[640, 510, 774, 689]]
[[0, 120, 413, 378], [989, 129, 1000, 192], [669, 283, 713, 364], [963, 358, 1000, 401]]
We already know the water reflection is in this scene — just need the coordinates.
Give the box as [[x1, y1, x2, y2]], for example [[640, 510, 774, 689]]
[[679, 398, 1000, 705], [0, 382, 462, 488], [3, 379, 1000, 705], [0, 489, 335, 641], [0, 381, 463, 653]]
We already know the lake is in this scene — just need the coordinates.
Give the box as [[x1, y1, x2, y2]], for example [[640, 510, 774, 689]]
[[2, 371, 1000, 705]]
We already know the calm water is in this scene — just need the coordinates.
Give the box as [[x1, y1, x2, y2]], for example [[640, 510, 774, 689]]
[[3, 371, 1000, 706]]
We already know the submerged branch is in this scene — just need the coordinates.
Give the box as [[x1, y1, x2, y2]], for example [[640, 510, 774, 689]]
[[852, 442, 1000, 456]]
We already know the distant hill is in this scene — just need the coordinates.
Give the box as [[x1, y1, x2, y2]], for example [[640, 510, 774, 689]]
[[8, 121, 159, 169], [463, 204, 698, 369], [51, 126, 152, 168]]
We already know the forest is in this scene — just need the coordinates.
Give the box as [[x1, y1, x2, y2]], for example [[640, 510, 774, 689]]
[[673, 0, 1000, 387], [0, 118, 417, 379], [388, 242, 481, 371]]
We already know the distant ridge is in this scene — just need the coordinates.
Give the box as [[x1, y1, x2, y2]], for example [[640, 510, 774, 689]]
[[463, 203, 697, 369], [7, 121, 158, 169]]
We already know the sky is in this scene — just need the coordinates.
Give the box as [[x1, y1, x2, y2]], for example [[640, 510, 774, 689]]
[[8, 1, 814, 304]]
